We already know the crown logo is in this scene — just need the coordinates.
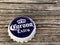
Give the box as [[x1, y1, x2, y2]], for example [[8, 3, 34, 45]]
[[17, 19, 26, 24]]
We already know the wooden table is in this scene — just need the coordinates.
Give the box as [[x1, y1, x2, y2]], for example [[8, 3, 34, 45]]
[[0, 0, 60, 45]]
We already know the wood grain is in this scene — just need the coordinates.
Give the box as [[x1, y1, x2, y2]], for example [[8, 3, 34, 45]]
[[0, 0, 60, 45], [0, 0, 57, 3]]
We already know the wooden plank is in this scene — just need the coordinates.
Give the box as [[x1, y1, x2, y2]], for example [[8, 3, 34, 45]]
[[1, 27, 60, 35], [1, 19, 60, 24], [1, 15, 60, 20], [0, 42, 60, 45], [1, 23, 60, 28], [0, 10, 60, 16], [0, 23, 60, 28], [1, 33, 60, 42], [0, 4, 60, 11], [0, 0, 57, 3], [0, 4, 56, 10], [1, 26, 60, 34], [1, 28, 60, 35], [0, 3, 59, 11]]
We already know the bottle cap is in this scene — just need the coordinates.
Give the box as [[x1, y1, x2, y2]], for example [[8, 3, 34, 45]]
[[8, 16, 36, 43]]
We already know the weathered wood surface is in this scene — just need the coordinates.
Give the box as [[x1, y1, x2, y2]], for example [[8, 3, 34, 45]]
[[0, 0, 58, 3], [1, 0, 60, 45]]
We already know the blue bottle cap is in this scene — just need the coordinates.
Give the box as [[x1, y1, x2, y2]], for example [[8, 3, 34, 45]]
[[8, 16, 36, 43]]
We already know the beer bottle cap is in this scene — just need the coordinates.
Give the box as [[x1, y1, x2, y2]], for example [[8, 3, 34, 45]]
[[8, 16, 36, 43]]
